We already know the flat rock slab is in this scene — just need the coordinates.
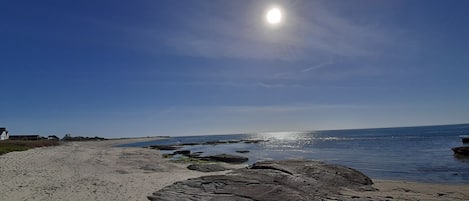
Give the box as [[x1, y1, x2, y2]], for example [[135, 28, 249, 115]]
[[208, 154, 249, 163], [148, 160, 374, 201], [149, 145, 181, 150], [187, 163, 228, 172]]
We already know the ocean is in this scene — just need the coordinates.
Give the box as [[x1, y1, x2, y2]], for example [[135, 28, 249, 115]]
[[120, 124, 469, 184]]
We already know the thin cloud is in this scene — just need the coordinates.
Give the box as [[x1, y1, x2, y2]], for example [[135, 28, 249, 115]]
[[152, 1, 393, 61], [211, 104, 368, 113], [301, 61, 333, 73], [155, 103, 367, 113]]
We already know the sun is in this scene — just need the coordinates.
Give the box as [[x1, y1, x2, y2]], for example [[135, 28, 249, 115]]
[[266, 8, 282, 24]]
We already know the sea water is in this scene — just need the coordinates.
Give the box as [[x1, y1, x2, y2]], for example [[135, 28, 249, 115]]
[[120, 124, 469, 184]]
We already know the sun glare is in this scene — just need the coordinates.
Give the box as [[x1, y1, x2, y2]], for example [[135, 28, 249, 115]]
[[266, 8, 282, 24]]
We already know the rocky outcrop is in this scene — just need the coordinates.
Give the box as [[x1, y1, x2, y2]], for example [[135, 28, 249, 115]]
[[174, 150, 191, 156], [189, 151, 203, 157], [148, 160, 375, 201], [208, 154, 249, 163], [149, 145, 181, 150], [187, 163, 228, 172], [147, 139, 268, 150], [452, 146, 469, 156], [242, 139, 266, 144]]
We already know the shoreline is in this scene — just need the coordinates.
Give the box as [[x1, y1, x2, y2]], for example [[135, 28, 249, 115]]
[[342, 179, 469, 200], [0, 138, 467, 201]]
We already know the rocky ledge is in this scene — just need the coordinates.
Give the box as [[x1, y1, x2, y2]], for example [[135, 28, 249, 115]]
[[187, 163, 228, 172], [148, 139, 268, 150], [452, 146, 469, 156], [148, 160, 375, 201]]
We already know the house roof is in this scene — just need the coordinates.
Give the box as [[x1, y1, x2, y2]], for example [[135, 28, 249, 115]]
[[9, 135, 39, 137]]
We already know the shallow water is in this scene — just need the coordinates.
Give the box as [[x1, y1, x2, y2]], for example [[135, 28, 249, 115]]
[[120, 124, 469, 183]]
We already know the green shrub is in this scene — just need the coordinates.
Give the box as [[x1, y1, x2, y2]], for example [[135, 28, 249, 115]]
[[0, 140, 61, 155]]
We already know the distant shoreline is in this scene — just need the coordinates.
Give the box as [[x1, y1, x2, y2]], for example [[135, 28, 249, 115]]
[[132, 123, 469, 138]]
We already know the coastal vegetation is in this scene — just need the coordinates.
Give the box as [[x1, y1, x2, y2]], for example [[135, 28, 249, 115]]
[[170, 156, 211, 164], [0, 140, 60, 155], [62, 134, 106, 141]]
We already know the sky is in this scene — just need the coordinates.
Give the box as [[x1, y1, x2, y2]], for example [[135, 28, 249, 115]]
[[1, 0, 469, 137]]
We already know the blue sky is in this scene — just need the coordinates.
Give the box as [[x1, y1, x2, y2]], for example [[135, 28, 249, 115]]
[[1, 0, 468, 137]]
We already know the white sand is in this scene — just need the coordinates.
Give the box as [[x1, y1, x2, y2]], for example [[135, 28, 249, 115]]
[[341, 179, 469, 201], [0, 138, 227, 201], [1, 138, 468, 201]]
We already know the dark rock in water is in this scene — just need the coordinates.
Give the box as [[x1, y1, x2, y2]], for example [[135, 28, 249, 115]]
[[180, 142, 202, 146], [241, 139, 267, 144], [208, 154, 248, 163], [187, 163, 228, 172], [148, 160, 374, 201], [202, 140, 228, 145], [461, 136, 469, 144], [188, 152, 203, 157], [174, 150, 191, 156], [235, 150, 250, 153], [452, 146, 469, 156], [149, 145, 181, 150]]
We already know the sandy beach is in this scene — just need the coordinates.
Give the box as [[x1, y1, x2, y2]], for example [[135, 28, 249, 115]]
[[0, 138, 229, 201], [341, 180, 469, 201], [0, 138, 468, 201]]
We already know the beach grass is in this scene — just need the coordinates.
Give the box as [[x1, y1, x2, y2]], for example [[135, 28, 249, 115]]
[[0, 140, 61, 155]]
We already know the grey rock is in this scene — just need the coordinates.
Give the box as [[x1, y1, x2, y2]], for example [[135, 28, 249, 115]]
[[241, 139, 267, 144], [149, 145, 181, 150], [453, 146, 469, 156], [180, 142, 202, 146], [208, 154, 248, 163], [188, 151, 203, 157], [235, 150, 250, 153], [174, 150, 191, 156], [140, 164, 167, 172], [148, 160, 375, 201], [187, 163, 228, 172], [202, 140, 229, 145]]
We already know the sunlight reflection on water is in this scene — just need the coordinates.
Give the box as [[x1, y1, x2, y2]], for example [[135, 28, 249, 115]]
[[120, 124, 469, 183]]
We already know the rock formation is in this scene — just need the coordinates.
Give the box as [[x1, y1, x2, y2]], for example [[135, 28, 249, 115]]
[[208, 154, 249, 163], [453, 146, 469, 156], [187, 164, 228, 172], [148, 160, 375, 201]]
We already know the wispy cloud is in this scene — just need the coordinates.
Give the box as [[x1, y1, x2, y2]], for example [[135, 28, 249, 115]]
[[144, 1, 394, 61], [81, 1, 397, 87], [139, 103, 368, 122], [215, 104, 366, 113], [301, 61, 333, 73]]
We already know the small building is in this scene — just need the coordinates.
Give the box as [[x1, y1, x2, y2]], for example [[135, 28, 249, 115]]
[[0, 128, 8, 140], [9, 135, 41, 141], [48, 135, 60, 140]]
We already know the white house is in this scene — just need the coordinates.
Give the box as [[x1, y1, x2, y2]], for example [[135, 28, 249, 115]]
[[0, 128, 8, 140]]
